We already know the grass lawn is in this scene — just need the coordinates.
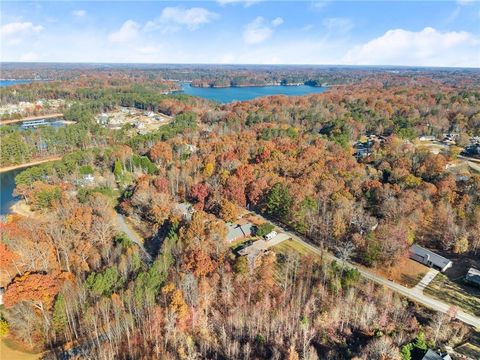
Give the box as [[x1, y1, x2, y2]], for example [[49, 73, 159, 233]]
[[0, 337, 42, 360], [371, 258, 429, 288], [273, 239, 320, 258], [455, 332, 480, 360], [424, 273, 480, 317], [455, 342, 480, 360]]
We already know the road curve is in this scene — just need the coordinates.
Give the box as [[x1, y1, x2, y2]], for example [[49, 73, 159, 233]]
[[257, 214, 480, 329]]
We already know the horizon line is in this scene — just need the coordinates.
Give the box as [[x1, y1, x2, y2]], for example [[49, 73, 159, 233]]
[[1, 61, 479, 70]]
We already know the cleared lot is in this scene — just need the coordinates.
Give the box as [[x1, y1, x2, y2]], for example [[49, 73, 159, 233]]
[[372, 257, 429, 288]]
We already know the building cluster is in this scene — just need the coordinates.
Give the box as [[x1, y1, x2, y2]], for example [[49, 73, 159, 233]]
[[0, 99, 64, 118], [353, 134, 386, 158], [95, 107, 171, 134]]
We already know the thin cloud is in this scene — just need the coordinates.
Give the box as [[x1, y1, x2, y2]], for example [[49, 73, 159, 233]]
[[243, 16, 283, 44], [1, 22, 44, 38], [272, 17, 284, 27], [217, 0, 261, 7], [457, 0, 475, 5], [145, 6, 219, 32], [322, 17, 353, 34], [312, 1, 330, 10], [72, 10, 87, 17], [108, 20, 140, 43], [1, 22, 44, 46]]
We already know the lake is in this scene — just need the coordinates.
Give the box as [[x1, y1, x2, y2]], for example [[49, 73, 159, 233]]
[[0, 168, 22, 216], [0, 79, 39, 87], [181, 83, 327, 103], [0, 81, 327, 216]]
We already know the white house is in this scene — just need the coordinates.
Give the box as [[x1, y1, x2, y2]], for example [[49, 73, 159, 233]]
[[410, 244, 453, 272]]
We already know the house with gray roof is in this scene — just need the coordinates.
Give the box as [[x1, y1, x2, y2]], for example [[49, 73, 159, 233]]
[[465, 267, 480, 288], [410, 244, 453, 272], [421, 349, 452, 360], [226, 223, 254, 243]]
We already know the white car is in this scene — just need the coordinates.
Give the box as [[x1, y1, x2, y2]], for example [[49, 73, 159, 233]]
[[264, 231, 278, 241]]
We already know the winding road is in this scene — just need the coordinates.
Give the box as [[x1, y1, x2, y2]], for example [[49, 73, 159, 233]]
[[256, 214, 480, 329]]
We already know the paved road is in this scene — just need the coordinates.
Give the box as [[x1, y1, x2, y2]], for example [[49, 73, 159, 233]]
[[115, 213, 152, 262], [255, 214, 480, 329]]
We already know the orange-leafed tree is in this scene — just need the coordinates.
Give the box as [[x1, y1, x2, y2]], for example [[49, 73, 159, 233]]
[[3, 271, 72, 311]]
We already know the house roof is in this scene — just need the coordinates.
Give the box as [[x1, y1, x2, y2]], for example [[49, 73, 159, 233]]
[[421, 349, 451, 360], [226, 223, 254, 242], [466, 268, 480, 285], [411, 244, 452, 269]]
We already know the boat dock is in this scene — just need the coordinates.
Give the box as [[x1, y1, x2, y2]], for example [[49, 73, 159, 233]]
[[0, 113, 64, 126]]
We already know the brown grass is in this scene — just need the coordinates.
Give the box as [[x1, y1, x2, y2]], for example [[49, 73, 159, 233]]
[[0, 337, 42, 360], [371, 257, 429, 288]]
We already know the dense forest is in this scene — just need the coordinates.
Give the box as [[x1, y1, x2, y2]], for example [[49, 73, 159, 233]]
[[2, 63, 480, 88], [0, 68, 479, 359]]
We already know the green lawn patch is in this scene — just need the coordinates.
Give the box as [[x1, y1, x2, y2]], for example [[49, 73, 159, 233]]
[[424, 273, 480, 317]]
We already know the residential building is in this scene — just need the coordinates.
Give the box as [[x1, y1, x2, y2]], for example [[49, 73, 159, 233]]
[[226, 223, 254, 243], [410, 244, 453, 272], [465, 268, 480, 288], [421, 349, 452, 360]]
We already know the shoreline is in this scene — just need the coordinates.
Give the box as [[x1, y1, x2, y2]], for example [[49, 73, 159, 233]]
[[10, 200, 36, 218], [0, 113, 64, 125], [188, 83, 330, 89], [0, 156, 62, 173]]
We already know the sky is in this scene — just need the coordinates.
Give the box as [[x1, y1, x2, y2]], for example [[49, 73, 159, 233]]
[[1, 0, 479, 67]]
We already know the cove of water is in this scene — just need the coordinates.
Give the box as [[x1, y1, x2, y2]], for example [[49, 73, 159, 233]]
[[0, 80, 39, 215], [181, 83, 327, 103], [0, 168, 22, 216]]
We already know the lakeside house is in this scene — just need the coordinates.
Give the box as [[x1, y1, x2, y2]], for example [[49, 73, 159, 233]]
[[465, 268, 480, 288], [410, 244, 453, 272]]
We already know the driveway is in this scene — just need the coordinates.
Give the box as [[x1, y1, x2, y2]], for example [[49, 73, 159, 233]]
[[413, 269, 439, 293], [115, 213, 152, 262]]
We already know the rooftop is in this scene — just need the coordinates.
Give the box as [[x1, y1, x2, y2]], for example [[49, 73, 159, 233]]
[[226, 222, 254, 243], [411, 244, 452, 269], [466, 268, 480, 285]]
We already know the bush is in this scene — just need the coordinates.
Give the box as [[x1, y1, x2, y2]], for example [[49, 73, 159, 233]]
[[256, 223, 274, 237], [234, 256, 249, 275], [79, 165, 94, 175], [0, 319, 9, 337]]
